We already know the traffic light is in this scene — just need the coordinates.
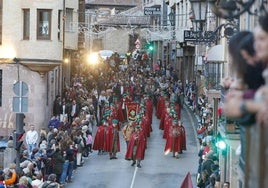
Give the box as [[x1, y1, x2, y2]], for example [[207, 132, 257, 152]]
[[148, 43, 154, 51], [146, 42, 154, 52], [16, 113, 26, 129], [215, 133, 227, 155], [13, 113, 25, 150]]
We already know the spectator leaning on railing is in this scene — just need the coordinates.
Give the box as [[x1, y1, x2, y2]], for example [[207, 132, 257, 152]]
[[223, 13, 268, 126]]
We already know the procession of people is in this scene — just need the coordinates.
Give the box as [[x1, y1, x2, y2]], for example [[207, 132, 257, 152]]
[[1, 49, 188, 187]]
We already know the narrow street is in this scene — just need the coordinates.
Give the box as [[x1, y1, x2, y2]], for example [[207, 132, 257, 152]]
[[65, 105, 199, 188]]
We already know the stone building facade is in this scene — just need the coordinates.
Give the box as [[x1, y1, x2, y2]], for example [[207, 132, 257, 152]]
[[0, 0, 78, 136]]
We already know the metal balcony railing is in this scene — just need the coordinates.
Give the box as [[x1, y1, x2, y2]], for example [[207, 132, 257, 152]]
[[238, 121, 268, 188]]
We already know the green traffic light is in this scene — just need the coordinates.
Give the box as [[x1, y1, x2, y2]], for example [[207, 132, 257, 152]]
[[146, 42, 154, 51], [216, 140, 226, 150], [215, 133, 228, 155]]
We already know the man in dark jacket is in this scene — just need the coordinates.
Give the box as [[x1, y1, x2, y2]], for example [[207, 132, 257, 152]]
[[52, 147, 64, 183], [53, 95, 61, 119]]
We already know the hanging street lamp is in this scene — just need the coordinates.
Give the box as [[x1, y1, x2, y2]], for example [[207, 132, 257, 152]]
[[168, 11, 175, 26]]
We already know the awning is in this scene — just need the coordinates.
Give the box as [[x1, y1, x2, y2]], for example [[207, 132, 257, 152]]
[[207, 44, 225, 62]]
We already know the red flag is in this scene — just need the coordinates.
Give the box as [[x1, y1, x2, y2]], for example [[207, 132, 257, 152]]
[[180, 172, 193, 188], [126, 102, 139, 121]]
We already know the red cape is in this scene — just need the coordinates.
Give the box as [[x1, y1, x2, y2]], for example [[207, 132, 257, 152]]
[[104, 125, 120, 152], [164, 125, 182, 153], [93, 125, 106, 150], [163, 116, 172, 139], [125, 131, 147, 160], [156, 96, 165, 119]]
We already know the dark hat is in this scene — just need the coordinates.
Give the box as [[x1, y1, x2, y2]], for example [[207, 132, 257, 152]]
[[135, 125, 141, 129]]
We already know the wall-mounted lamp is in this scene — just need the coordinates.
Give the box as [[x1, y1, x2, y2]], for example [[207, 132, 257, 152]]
[[190, 0, 208, 22], [168, 11, 175, 26], [190, 0, 208, 31], [63, 58, 70, 64]]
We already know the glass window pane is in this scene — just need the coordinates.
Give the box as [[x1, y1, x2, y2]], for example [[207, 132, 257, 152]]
[[23, 9, 30, 40], [37, 9, 51, 40], [66, 8, 73, 32], [39, 12, 49, 35]]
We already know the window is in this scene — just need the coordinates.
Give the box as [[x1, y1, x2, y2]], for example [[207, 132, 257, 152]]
[[66, 8, 73, 32], [0, 70, 2, 106], [37, 9, 51, 40], [58, 10, 61, 40], [23, 9, 30, 40]]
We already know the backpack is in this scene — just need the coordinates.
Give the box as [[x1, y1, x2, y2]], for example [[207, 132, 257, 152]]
[[42, 181, 53, 188]]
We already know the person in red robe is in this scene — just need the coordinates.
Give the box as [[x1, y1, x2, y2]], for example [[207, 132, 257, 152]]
[[144, 95, 153, 125], [159, 100, 171, 130], [104, 119, 120, 159], [139, 107, 151, 137], [159, 103, 169, 130], [174, 102, 181, 119], [115, 100, 125, 123], [163, 108, 179, 139], [117, 93, 132, 122], [163, 109, 173, 139], [125, 126, 147, 168], [92, 120, 108, 155], [164, 119, 182, 158], [178, 120, 187, 152], [156, 93, 165, 119]]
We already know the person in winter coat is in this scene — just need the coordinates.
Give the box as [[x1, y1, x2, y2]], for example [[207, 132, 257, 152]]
[[52, 146, 65, 183]]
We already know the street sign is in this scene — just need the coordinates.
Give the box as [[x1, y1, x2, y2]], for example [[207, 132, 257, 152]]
[[13, 97, 28, 113], [184, 30, 216, 43], [144, 6, 161, 15], [13, 81, 28, 112], [135, 38, 141, 45], [13, 81, 28, 96]]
